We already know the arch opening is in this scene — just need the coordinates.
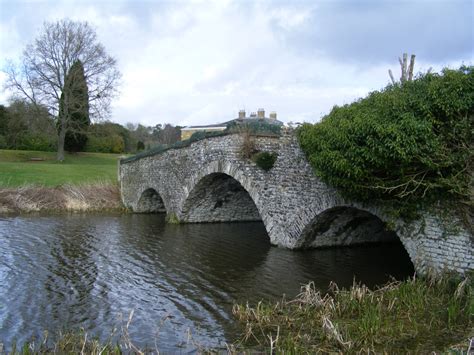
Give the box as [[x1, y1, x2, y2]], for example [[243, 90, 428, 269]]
[[182, 173, 261, 223], [301, 206, 415, 279], [136, 188, 166, 213], [301, 206, 400, 248]]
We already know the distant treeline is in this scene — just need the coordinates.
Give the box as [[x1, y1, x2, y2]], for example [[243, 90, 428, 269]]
[[0, 100, 181, 153]]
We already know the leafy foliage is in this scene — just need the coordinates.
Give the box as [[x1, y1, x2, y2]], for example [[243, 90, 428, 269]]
[[136, 140, 145, 151], [297, 66, 473, 213], [85, 122, 130, 153], [0, 100, 56, 151], [252, 151, 278, 171]]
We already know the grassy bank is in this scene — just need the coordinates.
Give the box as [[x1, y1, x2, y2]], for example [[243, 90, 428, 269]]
[[232, 276, 473, 353], [0, 149, 121, 187], [0, 149, 124, 213]]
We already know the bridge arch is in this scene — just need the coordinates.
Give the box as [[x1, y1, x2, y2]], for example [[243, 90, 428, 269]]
[[136, 187, 167, 213], [300, 205, 415, 268], [179, 160, 265, 224]]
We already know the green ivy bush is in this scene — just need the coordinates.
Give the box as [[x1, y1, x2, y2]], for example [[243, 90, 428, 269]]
[[252, 151, 278, 171], [297, 66, 473, 215]]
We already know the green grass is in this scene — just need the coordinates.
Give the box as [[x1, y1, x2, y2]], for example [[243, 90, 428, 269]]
[[232, 275, 473, 353], [0, 149, 122, 187]]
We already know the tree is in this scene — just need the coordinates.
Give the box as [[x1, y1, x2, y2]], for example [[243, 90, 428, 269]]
[[388, 53, 416, 84], [60, 60, 90, 152], [4, 19, 121, 160], [136, 140, 145, 151], [3, 99, 56, 151], [158, 123, 181, 145]]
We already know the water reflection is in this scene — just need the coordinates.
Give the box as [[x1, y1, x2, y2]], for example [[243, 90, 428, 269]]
[[0, 214, 413, 351]]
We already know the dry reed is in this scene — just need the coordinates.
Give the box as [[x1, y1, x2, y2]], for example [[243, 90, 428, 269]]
[[0, 182, 123, 214]]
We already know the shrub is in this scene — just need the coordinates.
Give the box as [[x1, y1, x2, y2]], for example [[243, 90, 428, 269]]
[[136, 140, 145, 151], [252, 151, 278, 171], [85, 134, 124, 153], [0, 135, 7, 149], [297, 66, 473, 214], [17, 133, 56, 151]]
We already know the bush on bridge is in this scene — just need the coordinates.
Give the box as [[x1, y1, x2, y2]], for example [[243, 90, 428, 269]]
[[297, 66, 473, 215], [252, 151, 278, 171]]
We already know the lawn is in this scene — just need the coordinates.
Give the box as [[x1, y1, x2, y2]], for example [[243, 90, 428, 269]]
[[0, 149, 123, 187]]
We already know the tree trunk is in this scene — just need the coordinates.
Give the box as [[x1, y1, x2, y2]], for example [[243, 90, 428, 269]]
[[57, 118, 66, 161], [408, 54, 416, 81]]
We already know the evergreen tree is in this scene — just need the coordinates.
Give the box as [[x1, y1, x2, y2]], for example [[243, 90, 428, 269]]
[[60, 60, 90, 152]]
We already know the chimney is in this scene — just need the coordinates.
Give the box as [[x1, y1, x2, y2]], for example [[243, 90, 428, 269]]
[[269, 111, 277, 120], [238, 110, 246, 119], [257, 108, 265, 118], [250, 112, 257, 118]]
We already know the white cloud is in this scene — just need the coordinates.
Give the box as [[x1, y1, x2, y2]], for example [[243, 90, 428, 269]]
[[0, 0, 472, 126]]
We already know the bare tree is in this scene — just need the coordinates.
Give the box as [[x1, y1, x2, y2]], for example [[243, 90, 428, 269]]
[[159, 124, 181, 145], [388, 53, 416, 85], [4, 19, 121, 160]]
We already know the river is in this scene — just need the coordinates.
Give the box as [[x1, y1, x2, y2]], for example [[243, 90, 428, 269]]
[[0, 214, 414, 351]]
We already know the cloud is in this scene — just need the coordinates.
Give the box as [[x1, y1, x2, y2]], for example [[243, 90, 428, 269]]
[[269, 0, 473, 65], [0, 0, 472, 127]]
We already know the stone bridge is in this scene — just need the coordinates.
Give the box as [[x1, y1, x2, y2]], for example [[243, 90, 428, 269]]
[[119, 131, 473, 275]]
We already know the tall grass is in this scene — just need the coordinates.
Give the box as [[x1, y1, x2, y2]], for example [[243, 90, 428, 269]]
[[232, 275, 473, 353], [2, 311, 147, 354], [0, 182, 123, 213]]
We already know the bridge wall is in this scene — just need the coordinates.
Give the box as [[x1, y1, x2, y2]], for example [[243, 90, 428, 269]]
[[120, 132, 473, 275]]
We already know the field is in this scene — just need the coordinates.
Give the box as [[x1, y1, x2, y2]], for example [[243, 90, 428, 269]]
[[0, 149, 123, 187]]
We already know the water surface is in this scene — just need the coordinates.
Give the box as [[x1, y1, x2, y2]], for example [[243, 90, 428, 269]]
[[0, 214, 414, 351]]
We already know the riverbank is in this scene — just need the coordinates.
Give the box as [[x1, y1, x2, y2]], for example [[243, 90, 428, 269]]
[[233, 275, 473, 353], [3, 276, 472, 354], [0, 183, 124, 214], [0, 149, 124, 213]]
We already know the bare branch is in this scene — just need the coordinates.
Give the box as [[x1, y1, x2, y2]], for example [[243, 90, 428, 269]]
[[2, 19, 121, 160], [388, 69, 396, 85]]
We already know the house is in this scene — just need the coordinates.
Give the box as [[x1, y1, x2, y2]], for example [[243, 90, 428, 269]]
[[180, 108, 283, 140]]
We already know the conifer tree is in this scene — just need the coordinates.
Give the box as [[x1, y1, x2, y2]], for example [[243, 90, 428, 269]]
[[60, 60, 90, 152]]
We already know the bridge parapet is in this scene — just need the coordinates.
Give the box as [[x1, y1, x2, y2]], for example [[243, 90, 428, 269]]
[[120, 132, 473, 275]]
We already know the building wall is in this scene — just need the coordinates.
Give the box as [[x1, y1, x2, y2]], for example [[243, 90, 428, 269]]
[[180, 127, 226, 141]]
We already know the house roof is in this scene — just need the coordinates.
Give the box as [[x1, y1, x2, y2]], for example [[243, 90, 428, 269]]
[[183, 117, 284, 130]]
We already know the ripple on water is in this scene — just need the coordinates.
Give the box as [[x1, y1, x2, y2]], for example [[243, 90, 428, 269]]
[[0, 214, 414, 351]]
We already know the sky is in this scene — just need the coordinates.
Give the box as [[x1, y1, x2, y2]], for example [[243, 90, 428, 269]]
[[0, 0, 472, 127]]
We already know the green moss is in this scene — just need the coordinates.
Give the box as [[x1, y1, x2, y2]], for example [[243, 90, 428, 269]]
[[252, 151, 278, 171], [165, 213, 181, 224]]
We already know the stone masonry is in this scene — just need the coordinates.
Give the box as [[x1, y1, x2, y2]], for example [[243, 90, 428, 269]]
[[120, 130, 473, 275]]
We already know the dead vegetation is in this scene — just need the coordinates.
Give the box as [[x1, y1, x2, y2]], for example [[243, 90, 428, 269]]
[[232, 276, 473, 353], [0, 182, 123, 214]]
